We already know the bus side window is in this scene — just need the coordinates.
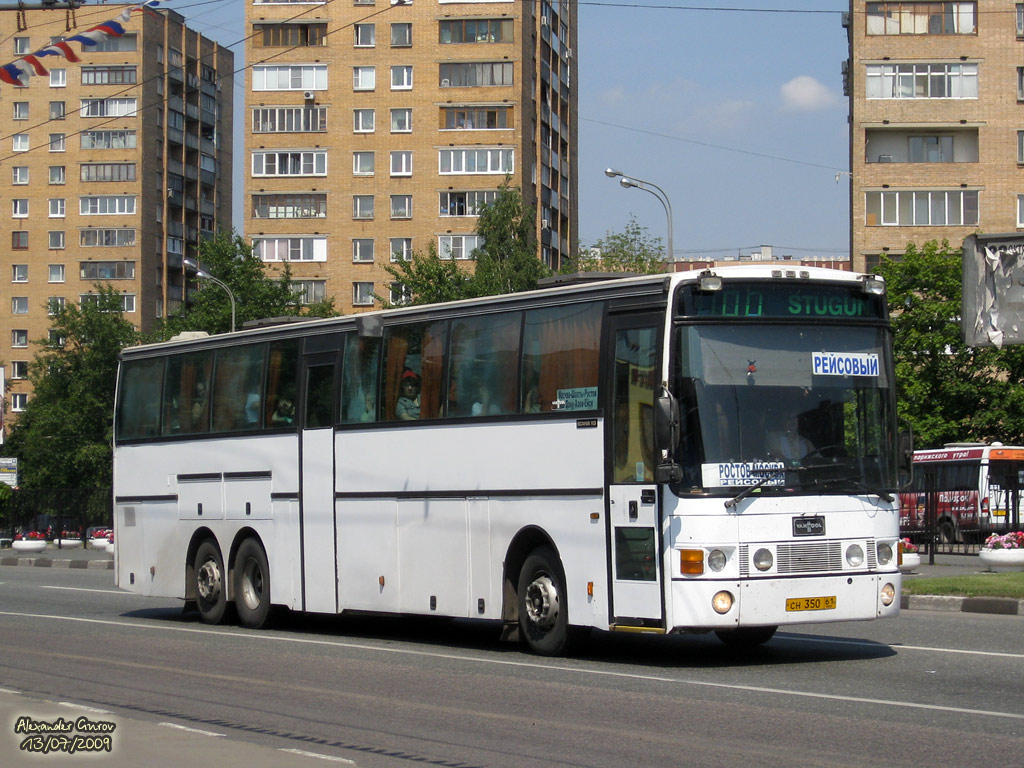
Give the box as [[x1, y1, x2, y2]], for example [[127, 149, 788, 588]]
[[340, 335, 381, 424], [521, 302, 602, 413], [163, 351, 212, 436], [117, 357, 164, 439], [448, 311, 521, 418], [265, 340, 298, 428], [211, 344, 266, 432], [382, 321, 447, 421]]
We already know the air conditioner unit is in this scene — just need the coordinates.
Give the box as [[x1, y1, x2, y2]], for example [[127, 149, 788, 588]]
[[441, 78, 450, 87], [541, 15, 549, 25], [564, 48, 572, 59], [303, 91, 315, 101], [877, 154, 893, 163], [541, 219, 549, 229]]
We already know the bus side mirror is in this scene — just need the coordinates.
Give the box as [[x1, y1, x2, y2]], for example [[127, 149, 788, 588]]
[[898, 427, 914, 489], [654, 389, 680, 452]]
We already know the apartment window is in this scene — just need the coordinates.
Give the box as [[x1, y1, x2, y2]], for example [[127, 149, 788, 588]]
[[440, 190, 499, 216], [865, 189, 979, 226], [251, 193, 327, 219], [293, 280, 327, 305], [391, 65, 413, 90], [440, 105, 512, 130], [252, 64, 327, 90], [81, 293, 135, 313], [80, 261, 135, 280], [12, 330, 28, 348], [354, 109, 375, 132], [81, 163, 136, 182], [252, 150, 327, 177], [12, 264, 27, 281], [439, 234, 483, 260], [1019, 3, 1024, 36], [354, 151, 375, 175], [439, 147, 514, 174], [80, 229, 135, 247], [908, 135, 954, 163], [12, 166, 28, 185], [254, 22, 327, 47], [81, 65, 137, 84], [11, 361, 27, 379], [353, 66, 376, 90], [90, 34, 136, 52], [391, 23, 412, 47], [253, 236, 328, 262], [79, 195, 136, 215], [353, 282, 375, 306], [81, 130, 136, 149], [252, 106, 327, 133], [50, 69, 66, 87], [12, 199, 28, 218], [14, 37, 29, 54], [12, 233, 28, 251], [865, 63, 977, 99], [353, 195, 374, 219], [355, 23, 376, 46], [439, 19, 514, 43], [49, 166, 66, 184], [390, 151, 412, 176], [47, 199, 65, 218], [390, 282, 411, 305], [1018, 195, 1024, 227], [13, 102, 27, 119], [866, 3, 976, 35], [13, 134, 28, 152], [49, 264, 65, 282], [439, 62, 513, 87], [49, 233, 65, 252], [390, 238, 413, 262], [11, 394, 27, 412], [50, 101, 65, 120], [390, 195, 412, 219], [353, 238, 375, 262], [79, 98, 137, 117], [48, 297, 65, 316], [12, 297, 28, 315], [49, 133, 66, 152], [1018, 131, 1024, 163], [391, 108, 412, 132]]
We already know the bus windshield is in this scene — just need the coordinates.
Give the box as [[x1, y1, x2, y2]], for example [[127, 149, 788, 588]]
[[674, 323, 897, 495]]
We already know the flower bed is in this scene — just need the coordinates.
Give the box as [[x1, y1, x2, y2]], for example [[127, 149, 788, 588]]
[[980, 532, 1024, 571]]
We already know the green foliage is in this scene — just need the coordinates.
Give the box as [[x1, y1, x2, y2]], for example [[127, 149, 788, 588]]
[[875, 239, 1024, 447], [571, 216, 667, 275], [382, 242, 474, 307], [5, 288, 140, 489], [156, 231, 335, 339]]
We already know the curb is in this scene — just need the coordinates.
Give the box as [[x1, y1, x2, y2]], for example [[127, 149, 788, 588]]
[[0, 556, 113, 570], [901, 594, 1024, 616]]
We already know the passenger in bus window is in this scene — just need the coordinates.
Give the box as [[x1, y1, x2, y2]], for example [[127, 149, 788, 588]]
[[767, 414, 813, 461], [396, 370, 421, 420], [271, 396, 295, 426]]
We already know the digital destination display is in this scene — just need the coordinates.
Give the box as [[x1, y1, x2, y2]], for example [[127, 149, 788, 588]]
[[679, 282, 886, 320]]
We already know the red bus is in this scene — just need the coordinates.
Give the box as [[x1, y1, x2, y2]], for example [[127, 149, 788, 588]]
[[899, 444, 1024, 543]]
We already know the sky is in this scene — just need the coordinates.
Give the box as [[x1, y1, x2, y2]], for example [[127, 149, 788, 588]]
[[172, 0, 851, 261]]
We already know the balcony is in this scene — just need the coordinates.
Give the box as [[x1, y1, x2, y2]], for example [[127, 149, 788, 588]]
[[864, 127, 978, 164]]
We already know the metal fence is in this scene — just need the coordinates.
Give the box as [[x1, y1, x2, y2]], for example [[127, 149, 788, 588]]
[[0, 488, 112, 540]]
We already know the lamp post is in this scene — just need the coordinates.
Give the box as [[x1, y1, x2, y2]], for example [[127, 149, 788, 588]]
[[183, 257, 236, 333], [604, 168, 675, 263]]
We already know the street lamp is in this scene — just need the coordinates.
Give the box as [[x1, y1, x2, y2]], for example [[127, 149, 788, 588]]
[[184, 257, 236, 333], [604, 168, 675, 263]]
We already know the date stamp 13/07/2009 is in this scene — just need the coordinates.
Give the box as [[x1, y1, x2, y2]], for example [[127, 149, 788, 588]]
[[15, 714, 115, 755]]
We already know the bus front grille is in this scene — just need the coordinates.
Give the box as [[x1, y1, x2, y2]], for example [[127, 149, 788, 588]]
[[738, 540, 876, 576]]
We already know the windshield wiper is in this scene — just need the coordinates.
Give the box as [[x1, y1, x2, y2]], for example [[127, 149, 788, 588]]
[[724, 466, 793, 509]]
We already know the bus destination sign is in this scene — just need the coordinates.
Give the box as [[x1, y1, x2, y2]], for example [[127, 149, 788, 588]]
[[680, 283, 885, 321]]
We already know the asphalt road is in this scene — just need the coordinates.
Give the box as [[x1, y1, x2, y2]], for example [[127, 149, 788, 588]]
[[0, 565, 1022, 768]]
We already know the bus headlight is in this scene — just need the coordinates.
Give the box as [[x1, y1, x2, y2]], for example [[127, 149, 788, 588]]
[[877, 542, 893, 566], [753, 548, 773, 571], [880, 583, 895, 606], [846, 544, 865, 568], [708, 549, 727, 572], [712, 591, 734, 614]]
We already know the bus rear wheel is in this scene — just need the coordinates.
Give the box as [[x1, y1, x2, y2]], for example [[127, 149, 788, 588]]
[[194, 539, 228, 625], [234, 538, 271, 629], [517, 547, 570, 656], [715, 626, 777, 647]]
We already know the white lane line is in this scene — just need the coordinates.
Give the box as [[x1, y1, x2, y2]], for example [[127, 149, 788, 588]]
[[39, 586, 128, 595], [58, 702, 111, 714], [279, 748, 357, 764], [158, 722, 225, 737], [1, 610, 1021, 721]]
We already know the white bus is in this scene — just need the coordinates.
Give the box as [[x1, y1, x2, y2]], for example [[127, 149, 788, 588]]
[[113, 267, 908, 655]]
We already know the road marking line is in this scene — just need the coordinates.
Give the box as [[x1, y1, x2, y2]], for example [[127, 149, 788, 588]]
[[59, 702, 111, 714], [39, 586, 128, 595], [280, 748, 356, 764], [159, 722, 225, 737], [1, 610, 1021, 722]]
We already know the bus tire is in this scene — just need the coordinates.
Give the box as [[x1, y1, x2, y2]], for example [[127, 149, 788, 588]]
[[938, 521, 956, 545], [517, 546, 570, 656], [194, 539, 228, 625], [715, 626, 777, 647], [234, 538, 271, 629]]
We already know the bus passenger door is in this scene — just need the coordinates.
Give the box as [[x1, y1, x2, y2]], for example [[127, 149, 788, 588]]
[[300, 353, 338, 614], [606, 316, 664, 629]]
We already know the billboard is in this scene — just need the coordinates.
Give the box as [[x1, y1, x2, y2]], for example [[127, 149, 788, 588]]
[[962, 233, 1024, 347]]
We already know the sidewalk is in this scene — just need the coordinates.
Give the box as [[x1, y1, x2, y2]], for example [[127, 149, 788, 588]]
[[0, 542, 113, 570]]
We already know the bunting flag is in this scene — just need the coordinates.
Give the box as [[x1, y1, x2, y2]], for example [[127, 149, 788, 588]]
[[0, 2, 161, 86]]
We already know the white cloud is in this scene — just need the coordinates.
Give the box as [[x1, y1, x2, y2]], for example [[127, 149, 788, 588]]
[[780, 75, 839, 111]]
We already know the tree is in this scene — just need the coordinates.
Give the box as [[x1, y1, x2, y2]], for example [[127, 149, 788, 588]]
[[5, 288, 140, 489], [469, 184, 550, 296], [382, 242, 474, 307], [874, 239, 1024, 447], [572, 216, 667, 275], [158, 231, 334, 339]]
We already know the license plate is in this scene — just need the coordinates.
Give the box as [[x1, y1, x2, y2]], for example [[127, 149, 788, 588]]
[[785, 595, 837, 612], [793, 515, 825, 536]]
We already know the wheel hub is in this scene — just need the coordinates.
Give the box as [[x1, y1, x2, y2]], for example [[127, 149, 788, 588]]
[[525, 574, 559, 629], [197, 558, 222, 601]]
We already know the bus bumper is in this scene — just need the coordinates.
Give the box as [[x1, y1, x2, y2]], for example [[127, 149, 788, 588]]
[[668, 571, 901, 631]]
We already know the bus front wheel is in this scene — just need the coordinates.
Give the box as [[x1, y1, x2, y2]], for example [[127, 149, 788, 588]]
[[194, 540, 228, 625], [517, 547, 570, 656], [234, 538, 271, 629]]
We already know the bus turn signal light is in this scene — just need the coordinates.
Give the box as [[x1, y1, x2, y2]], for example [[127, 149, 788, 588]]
[[680, 549, 704, 575]]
